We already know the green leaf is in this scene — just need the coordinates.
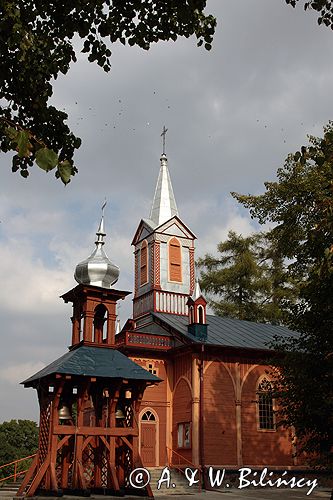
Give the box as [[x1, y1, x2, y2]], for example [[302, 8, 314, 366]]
[[57, 160, 72, 185], [5, 126, 18, 141], [16, 130, 31, 157], [35, 148, 58, 172]]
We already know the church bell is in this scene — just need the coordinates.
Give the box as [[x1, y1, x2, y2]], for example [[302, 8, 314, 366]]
[[115, 407, 125, 419], [58, 403, 72, 421]]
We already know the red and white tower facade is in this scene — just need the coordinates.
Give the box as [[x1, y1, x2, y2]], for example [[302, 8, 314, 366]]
[[132, 149, 196, 323]]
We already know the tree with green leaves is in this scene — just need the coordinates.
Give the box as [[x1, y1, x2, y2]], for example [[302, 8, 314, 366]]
[[286, 0, 333, 30], [0, 1, 216, 184], [232, 122, 333, 469], [0, 420, 38, 479], [197, 230, 295, 323]]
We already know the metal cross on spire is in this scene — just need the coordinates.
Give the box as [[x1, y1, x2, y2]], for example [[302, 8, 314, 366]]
[[161, 126, 168, 155], [102, 198, 107, 214]]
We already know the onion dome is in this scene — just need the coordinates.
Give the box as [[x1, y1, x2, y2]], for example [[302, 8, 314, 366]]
[[74, 206, 119, 288]]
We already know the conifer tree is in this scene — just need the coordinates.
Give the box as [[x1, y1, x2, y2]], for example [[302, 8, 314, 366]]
[[197, 231, 295, 324], [233, 122, 333, 469]]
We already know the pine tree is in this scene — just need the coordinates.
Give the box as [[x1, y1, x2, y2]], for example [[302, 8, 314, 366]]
[[233, 122, 333, 469], [197, 231, 294, 323]]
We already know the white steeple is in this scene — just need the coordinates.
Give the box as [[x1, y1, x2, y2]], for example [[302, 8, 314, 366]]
[[149, 153, 179, 226], [192, 278, 203, 301]]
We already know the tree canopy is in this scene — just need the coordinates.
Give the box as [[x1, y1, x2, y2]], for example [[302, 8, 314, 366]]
[[233, 123, 333, 468], [197, 230, 297, 324], [0, 0, 216, 184], [286, 0, 333, 30], [0, 420, 38, 478]]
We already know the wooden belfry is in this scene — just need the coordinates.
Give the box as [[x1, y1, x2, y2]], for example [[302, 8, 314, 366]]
[[18, 212, 160, 497]]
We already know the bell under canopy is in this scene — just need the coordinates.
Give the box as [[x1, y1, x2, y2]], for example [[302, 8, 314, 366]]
[[74, 210, 119, 288]]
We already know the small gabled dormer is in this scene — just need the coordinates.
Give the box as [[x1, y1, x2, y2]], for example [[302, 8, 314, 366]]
[[187, 280, 208, 341]]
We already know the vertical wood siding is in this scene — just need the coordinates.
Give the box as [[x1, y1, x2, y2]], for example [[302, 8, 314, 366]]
[[204, 361, 237, 465], [172, 378, 192, 463], [241, 365, 293, 466]]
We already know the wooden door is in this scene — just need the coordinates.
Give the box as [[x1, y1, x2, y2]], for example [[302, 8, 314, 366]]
[[140, 410, 157, 466]]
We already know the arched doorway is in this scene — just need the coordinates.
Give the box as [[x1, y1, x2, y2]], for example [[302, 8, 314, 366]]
[[139, 409, 158, 466]]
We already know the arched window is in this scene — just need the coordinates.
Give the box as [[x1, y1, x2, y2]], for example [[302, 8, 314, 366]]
[[140, 241, 148, 285], [93, 304, 107, 343], [257, 377, 275, 430], [168, 237, 182, 282], [141, 410, 156, 421], [198, 305, 204, 324], [189, 306, 194, 324]]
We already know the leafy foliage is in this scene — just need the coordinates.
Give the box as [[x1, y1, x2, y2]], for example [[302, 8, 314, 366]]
[[286, 0, 333, 30], [197, 230, 296, 323], [0, 0, 216, 184], [0, 420, 38, 479], [233, 123, 333, 467]]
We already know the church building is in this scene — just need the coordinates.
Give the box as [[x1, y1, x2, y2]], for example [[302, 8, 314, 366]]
[[17, 140, 304, 498], [115, 148, 299, 471]]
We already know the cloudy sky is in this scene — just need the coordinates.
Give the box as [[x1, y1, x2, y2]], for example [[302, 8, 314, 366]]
[[1, 0, 333, 422]]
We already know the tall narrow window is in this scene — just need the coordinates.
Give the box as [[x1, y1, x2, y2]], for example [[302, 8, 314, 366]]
[[177, 422, 191, 448], [257, 378, 275, 430], [93, 304, 107, 343], [189, 306, 194, 324], [140, 241, 148, 285], [169, 238, 182, 282], [198, 305, 204, 324]]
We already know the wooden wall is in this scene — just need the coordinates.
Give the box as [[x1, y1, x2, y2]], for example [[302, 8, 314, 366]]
[[241, 365, 293, 466], [204, 361, 237, 465], [130, 351, 294, 469], [172, 377, 192, 463]]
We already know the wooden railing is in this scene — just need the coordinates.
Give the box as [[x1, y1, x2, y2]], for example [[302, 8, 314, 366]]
[[0, 454, 36, 485], [166, 447, 202, 493], [116, 331, 173, 350]]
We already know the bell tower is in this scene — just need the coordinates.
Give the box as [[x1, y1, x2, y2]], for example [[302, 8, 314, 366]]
[[18, 207, 160, 498], [132, 133, 196, 322], [61, 211, 128, 347]]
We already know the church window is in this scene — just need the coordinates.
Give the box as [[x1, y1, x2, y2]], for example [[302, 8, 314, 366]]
[[257, 378, 275, 430], [169, 237, 182, 282], [93, 304, 107, 343], [146, 362, 158, 375], [198, 305, 205, 324], [140, 241, 148, 285], [177, 422, 191, 448], [142, 410, 156, 421], [189, 306, 194, 324]]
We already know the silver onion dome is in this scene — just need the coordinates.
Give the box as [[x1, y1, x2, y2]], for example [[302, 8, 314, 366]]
[[74, 209, 119, 288]]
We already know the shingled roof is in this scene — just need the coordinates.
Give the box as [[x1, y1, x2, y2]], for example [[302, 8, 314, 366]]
[[152, 312, 299, 351], [22, 345, 161, 387]]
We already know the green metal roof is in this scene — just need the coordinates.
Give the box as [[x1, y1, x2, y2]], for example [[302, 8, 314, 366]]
[[153, 312, 299, 351], [22, 345, 160, 387]]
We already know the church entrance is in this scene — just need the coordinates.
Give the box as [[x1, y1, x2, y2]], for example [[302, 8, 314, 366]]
[[140, 410, 158, 466]]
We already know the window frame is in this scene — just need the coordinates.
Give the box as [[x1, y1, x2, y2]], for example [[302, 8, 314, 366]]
[[140, 240, 148, 286], [168, 237, 182, 283], [256, 377, 276, 432], [177, 422, 191, 449]]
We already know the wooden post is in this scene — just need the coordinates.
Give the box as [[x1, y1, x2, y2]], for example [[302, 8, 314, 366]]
[[191, 356, 200, 466], [235, 362, 243, 466]]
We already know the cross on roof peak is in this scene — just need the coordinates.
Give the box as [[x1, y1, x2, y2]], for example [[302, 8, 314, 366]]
[[161, 126, 168, 155]]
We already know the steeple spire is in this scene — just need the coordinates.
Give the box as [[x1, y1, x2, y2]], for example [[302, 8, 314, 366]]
[[149, 128, 178, 226]]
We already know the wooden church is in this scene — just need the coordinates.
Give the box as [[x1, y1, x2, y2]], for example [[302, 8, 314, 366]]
[[19, 140, 301, 497], [115, 148, 299, 471]]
